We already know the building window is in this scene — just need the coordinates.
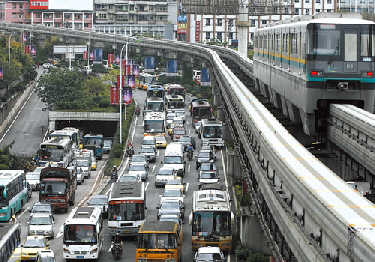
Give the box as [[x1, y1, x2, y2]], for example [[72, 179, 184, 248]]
[[206, 18, 210, 26], [295, 0, 299, 2], [305, 8, 310, 14], [229, 32, 233, 39], [217, 32, 222, 41], [295, 8, 299, 14], [36, 13, 41, 18], [262, 20, 267, 25], [327, 0, 332, 4], [305, 0, 309, 3], [251, 19, 255, 27], [228, 19, 233, 27], [206, 32, 210, 40], [19, 4, 23, 9], [316, 9, 320, 12], [316, 0, 320, 3], [217, 18, 222, 26], [12, 3, 16, 9]]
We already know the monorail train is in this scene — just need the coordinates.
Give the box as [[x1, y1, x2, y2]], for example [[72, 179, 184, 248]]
[[253, 13, 375, 136]]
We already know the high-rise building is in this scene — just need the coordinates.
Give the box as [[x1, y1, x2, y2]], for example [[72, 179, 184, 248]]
[[93, 0, 177, 39]]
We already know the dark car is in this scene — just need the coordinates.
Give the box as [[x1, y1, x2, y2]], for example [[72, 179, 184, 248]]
[[196, 151, 215, 169], [178, 136, 196, 151]]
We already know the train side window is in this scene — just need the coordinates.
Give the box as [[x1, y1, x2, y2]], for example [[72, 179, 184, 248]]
[[360, 33, 370, 57], [345, 33, 357, 61]]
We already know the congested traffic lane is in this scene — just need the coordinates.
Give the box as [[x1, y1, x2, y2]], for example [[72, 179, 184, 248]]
[[0, 68, 48, 156], [97, 89, 227, 262], [16, 157, 108, 262]]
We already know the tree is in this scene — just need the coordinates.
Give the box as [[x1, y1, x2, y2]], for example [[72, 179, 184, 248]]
[[37, 68, 87, 110], [83, 76, 106, 97]]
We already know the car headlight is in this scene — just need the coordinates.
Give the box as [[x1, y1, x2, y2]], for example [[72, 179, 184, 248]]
[[90, 247, 98, 254]]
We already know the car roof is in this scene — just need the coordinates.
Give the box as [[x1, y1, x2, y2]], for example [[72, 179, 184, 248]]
[[39, 249, 55, 257], [132, 154, 146, 158], [33, 202, 51, 207], [198, 246, 221, 254], [90, 194, 107, 200], [26, 235, 46, 240], [31, 212, 51, 218]]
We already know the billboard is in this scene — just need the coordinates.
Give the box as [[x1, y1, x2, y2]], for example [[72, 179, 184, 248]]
[[201, 68, 211, 87], [144, 56, 155, 73], [29, 0, 94, 11], [167, 59, 178, 76], [93, 48, 103, 61]]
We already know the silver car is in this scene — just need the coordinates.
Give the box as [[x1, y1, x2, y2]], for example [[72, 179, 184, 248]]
[[140, 145, 157, 163], [157, 200, 184, 221], [28, 213, 54, 239], [129, 163, 148, 181]]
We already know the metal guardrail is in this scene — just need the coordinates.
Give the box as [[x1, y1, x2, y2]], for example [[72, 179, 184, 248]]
[[2, 22, 375, 261]]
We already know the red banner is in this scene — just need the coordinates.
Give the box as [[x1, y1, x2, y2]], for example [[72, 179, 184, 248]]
[[24, 45, 30, 54], [117, 75, 124, 88], [110, 87, 119, 105], [108, 54, 114, 66], [83, 51, 87, 60], [195, 21, 201, 42], [121, 59, 126, 74], [89, 52, 94, 60]]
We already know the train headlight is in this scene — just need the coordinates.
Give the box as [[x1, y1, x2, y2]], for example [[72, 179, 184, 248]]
[[367, 72, 373, 77]]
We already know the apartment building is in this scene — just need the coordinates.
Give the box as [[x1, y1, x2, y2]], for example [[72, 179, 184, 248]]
[[94, 0, 177, 39]]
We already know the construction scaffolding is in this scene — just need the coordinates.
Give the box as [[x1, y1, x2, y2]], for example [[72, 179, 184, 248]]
[[180, 0, 294, 15]]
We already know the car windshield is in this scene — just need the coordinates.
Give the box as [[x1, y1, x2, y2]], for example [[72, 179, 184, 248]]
[[143, 139, 155, 145], [24, 238, 46, 248], [161, 202, 179, 210], [179, 137, 190, 142], [164, 156, 182, 164], [141, 147, 154, 153], [88, 196, 107, 205], [40, 181, 66, 195], [201, 164, 216, 171], [163, 190, 182, 197], [40, 256, 55, 262], [158, 169, 174, 176], [26, 174, 40, 180], [76, 160, 89, 167], [119, 176, 138, 183], [200, 172, 217, 179], [132, 156, 145, 162], [30, 216, 51, 225], [197, 253, 223, 261], [104, 140, 112, 147], [174, 129, 185, 135], [199, 152, 210, 158], [130, 165, 145, 171], [32, 204, 51, 213], [155, 136, 166, 142], [34, 167, 44, 173]]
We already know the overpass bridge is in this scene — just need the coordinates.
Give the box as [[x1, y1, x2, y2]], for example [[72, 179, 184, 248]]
[[2, 22, 375, 262]]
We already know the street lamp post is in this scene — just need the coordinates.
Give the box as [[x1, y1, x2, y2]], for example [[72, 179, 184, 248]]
[[87, 32, 91, 75], [119, 42, 129, 145]]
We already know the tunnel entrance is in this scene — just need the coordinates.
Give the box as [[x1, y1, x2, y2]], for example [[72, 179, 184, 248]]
[[55, 120, 118, 137]]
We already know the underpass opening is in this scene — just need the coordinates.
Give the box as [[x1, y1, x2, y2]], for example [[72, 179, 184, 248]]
[[316, 99, 364, 135], [55, 120, 118, 137]]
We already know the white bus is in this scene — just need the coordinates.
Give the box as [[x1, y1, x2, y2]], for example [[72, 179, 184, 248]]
[[48, 127, 81, 149], [0, 223, 21, 262], [63, 206, 103, 260], [108, 182, 145, 237], [166, 95, 184, 110], [144, 111, 166, 137], [189, 185, 234, 252], [199, 119, 224, 148], [38, 137, 73, 168]]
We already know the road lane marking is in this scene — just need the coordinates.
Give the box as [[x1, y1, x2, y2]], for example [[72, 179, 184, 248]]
[[185, 182, 190, 192], [145, 182, 149, 191], [56, 225, 64, 239], [78, 161, 107, 207]]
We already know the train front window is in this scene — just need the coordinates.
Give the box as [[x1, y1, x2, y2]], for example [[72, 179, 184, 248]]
[[311, 28, 340, 56], [360, 25, 375, 59]]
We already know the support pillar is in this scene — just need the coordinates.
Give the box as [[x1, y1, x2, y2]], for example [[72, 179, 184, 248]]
[[48, 120, 55, 131], [280, 96, 289, 119], [286, 99, 300, 123], [300, 110, 316, 136], [237, 0, 249, 57]]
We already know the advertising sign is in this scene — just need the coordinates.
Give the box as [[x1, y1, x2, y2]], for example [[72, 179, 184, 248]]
[[110, 86, 119, 105], [29, 0, 48, 10], [108, 54, 114, 66], [93, 48, 103, 61], [167, 59, 178, 76], [83, 51, 87, 60], [117, 75, 125, 88], [195, 21, 201, 42], [89, 52, 94, 60], [115, 56, 120, 64], [127, 76, 135, 89], [47, 0, 94, 11], [133, 65, 139, 76], [123, 88, 132, 105], [24, 45, 30, 54], [177, 15, 187, 34], [201, 68, 211, 87], [0, 67, 3, 80], [31, 47, 36, 56], [144, 56, 155, 73]]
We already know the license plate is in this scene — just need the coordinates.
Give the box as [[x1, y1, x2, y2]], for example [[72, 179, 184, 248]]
[[76, 256, 84, 259]]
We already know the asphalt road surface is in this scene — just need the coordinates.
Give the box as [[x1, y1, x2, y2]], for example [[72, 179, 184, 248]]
[[14, 87, 230, 261], [0, 68, 48, 157]]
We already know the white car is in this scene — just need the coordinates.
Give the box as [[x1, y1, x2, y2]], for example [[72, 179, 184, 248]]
[[42, 63, 53, 69], [28, 213, 54, 239], [76, 172, 84, 184], [160, 189, 184, 206], [155, 167, 177, 187], [194, 246, 225, 262]]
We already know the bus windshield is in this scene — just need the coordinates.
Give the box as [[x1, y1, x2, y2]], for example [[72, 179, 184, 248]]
[[64, 224, 97, 244], [169, 88, 185, 97], [192, 211, 231, 237], [76, 160, 90, 167], [192, 107, 212, 120], [39, 148, 64, 162], [147, 89, 164, 98], [83, 137, 102, 146], [138, 233, 177, 249], [144, 120, 164, 133], [40, 181, 66, 195], [146, 101, 164, 111], [168, 100, 184, 109], [108, 202, 145, 221], [0, 185, 6, 203], [203, 126, 223, 138]]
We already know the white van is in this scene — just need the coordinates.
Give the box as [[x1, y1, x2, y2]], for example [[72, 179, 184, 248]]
[[163, 143, 185, 177]]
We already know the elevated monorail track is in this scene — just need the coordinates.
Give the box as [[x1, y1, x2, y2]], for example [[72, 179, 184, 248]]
[[2, 23, 375, 261]]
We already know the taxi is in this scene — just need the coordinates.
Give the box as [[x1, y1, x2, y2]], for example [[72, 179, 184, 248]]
[[165, 178, 185, 193], [91, 157, 97, 170], [155, 136, 168, 148], [14, 235, 49, 260]]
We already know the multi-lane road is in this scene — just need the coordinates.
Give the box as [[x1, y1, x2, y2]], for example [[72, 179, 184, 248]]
[[4, 78, 230, 261]]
